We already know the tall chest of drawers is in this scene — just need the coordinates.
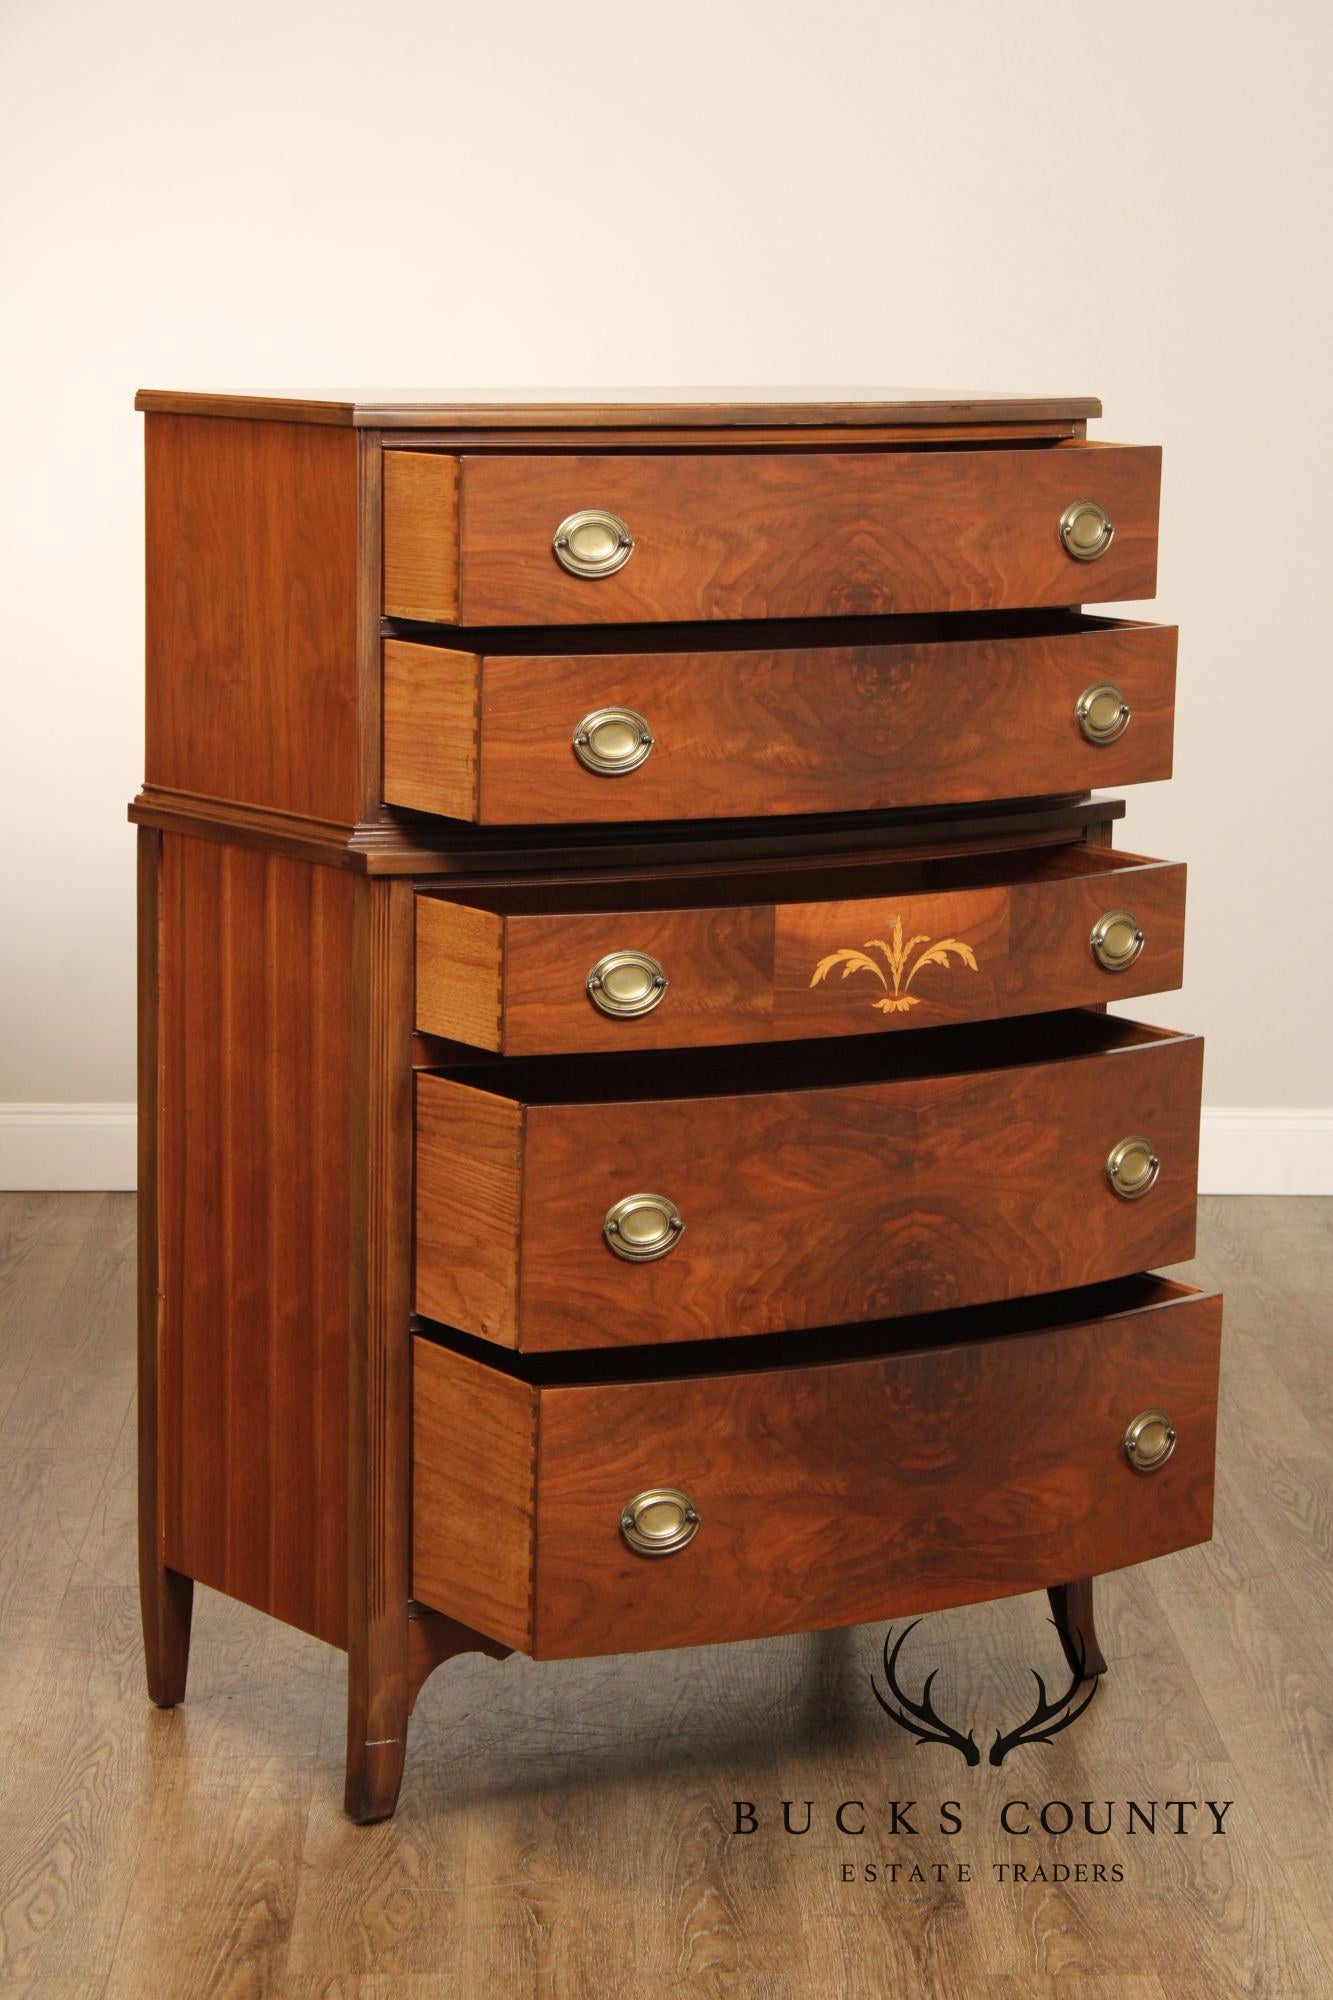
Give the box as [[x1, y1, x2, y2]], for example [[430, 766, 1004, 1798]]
[[131, 388, 1222, 1821]]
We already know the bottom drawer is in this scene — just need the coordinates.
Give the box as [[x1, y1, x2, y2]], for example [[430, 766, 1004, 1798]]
[[412, 1275, 1221, 1658]]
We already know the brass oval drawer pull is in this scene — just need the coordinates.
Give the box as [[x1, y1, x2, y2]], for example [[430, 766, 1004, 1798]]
[[1076, 681, 1132, 746], [604, 1192, 684, 1261], [587, 950, 668, 1019], [1060, 497, 1115, 562], [553, 508, 634, 578], [1106, 1135, 1161, 1200], [1090, 909, 1146, 972], [620, 1487, 700, 1556], [1123, 1408, 1177, 1473], [573, 707, 654, 776]]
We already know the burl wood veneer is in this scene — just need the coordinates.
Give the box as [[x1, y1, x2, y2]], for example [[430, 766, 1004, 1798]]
[[383, 613, 1177, 825], [383, 443, 1161, 624], [412, 1278, 1222, 1658], [413, 844, 1187, 1054], [132, 387, 1219, 1822], [414, 1019, 1203, 1350]]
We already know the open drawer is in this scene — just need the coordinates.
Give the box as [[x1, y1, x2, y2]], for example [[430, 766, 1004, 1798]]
[[385, 611, 1176, 825], [411, 1276, 1222, 1657], [416, 842, 1185, 1054], [383, 442, 1161, 626], [414, 1013, 1203, 1350]]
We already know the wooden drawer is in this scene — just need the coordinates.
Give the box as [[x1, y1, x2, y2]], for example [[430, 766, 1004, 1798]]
[[412, 1276, 1222, 1656], [414, 1014, 1202, 1350], [383, 443, 1161, 626], [416, 843, 1185, 1055], [384, 612, 1175, 825]]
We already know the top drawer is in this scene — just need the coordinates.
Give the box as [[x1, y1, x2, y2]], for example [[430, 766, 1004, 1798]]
[[383, 444, 1162, 626]]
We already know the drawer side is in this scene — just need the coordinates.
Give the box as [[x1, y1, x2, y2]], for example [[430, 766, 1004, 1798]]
[[384, 641, 480, 819], [413, 1339, 536, 1650], [384, 451, 460, 621], [415, 896, 505, 1050], [415, 1076, 524, 1343]]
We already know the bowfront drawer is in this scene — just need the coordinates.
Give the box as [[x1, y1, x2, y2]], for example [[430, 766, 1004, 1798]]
[[416, 844, 1185, 1054], [411, 1276, 1222, 1657], [384, 613, 1175, 824], [383, 444, 1160, 626], [414, 1014, 1202, 1350]]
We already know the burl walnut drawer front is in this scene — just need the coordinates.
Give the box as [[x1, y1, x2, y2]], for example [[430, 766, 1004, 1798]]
[[383, 445, 1161, 626], [411, 1277, 1222, 1657], [383, 613, 1175, 825], [413, 1014, 1202, 1351], [415, 844, 1185, 1055]]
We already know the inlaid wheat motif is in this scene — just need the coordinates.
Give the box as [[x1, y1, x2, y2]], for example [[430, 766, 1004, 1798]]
[[810, 915, 979, 1015]]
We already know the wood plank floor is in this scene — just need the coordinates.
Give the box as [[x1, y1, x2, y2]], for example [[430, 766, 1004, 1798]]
[[0, 1193, 1329, 1998]]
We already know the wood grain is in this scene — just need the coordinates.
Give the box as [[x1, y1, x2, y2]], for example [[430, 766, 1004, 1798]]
[[413, 1077, 524, 1345], [407, 1280, 1221, 1657], [382, 644, 479, 819], [382, 452, 459, 621], [449, 445, 1161, 625], [530, 1285, 1221, 1656], [383, 614, 1176, 823], [413, 846, 1186, 1054], [415, 1018, 1203, 1349], [155, 833, 354, 1644], [144, 414, 364, 825], [413, 897, 504, 1049], [412, 1344, 537, 1649]]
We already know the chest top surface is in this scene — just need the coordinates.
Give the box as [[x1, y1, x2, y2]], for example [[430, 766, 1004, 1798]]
[[133, 386, 1102, 429]]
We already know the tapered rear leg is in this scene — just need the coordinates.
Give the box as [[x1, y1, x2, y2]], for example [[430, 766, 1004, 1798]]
[[141, 1564, 194, 1706], [1047, 1576, 1108, 1678], [138, 827, 193, 1709]]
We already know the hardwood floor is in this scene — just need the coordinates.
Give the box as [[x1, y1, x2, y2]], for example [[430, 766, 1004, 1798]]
[[0, 1193, 1329, 1998]]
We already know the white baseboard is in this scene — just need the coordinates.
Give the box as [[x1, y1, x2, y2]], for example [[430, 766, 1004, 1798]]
[[0, 1104, 137, 1191], [1197, 1108, 1333, 1196], [2, 1104, 1332, 1197]]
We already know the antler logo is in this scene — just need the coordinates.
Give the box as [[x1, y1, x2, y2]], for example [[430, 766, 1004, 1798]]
[[870, 1621, 981, 1764], [870, 1619, 1099, 1766], [810, 917, 978, 1016]]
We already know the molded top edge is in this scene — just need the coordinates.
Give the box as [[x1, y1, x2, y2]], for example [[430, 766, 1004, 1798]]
[[133, 386, 1103, 429]]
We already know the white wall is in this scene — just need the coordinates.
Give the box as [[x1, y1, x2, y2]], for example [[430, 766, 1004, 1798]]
[[2, 0, 1330, 1190]]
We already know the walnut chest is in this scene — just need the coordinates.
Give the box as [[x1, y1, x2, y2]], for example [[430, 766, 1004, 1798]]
[[131, 387, 1221, 1820]]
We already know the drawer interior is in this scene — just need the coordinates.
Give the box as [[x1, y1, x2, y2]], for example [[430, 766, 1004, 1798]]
[[419, 1009, 1189, 1104], [417, 838, 1164, 922], [388, 607, 1154, 653], [416, 1272, 1208, 1383]]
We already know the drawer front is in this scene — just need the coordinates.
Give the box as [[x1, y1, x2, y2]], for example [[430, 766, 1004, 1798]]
[[410, 1281, 1222, 1657], [415, 848, 1186, 1055], [383, 616, 1176, 825], [414, 1023, 1203, 1349], [386, 445, 1161, 626]]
